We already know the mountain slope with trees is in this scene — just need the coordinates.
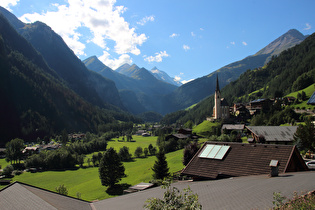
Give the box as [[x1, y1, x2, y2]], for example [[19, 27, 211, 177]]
[[0, 6, 124, 110], [162, 29, 307, 113], [0, 14, 139, 146], [162, 31, 315, 125]]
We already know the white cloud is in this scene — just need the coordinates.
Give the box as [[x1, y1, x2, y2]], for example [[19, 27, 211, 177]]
[[200, 28, 204, 31], [0, 0, 19, 11], [191, 32, 196, 37], [170, 33, 179, 38], [99, 51, 132, 70], [230, 41, 235, 45], [242, 41, 248, 46], [137, 15, 155, 26], [19, 0, 148, 60], [174, 76, 181, 82], [144, 51, 169, 63], [183, 44, 190, 51], [304, 23, 311, 30]]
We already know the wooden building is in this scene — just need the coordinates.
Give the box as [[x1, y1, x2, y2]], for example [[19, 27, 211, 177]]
[[246, 126, 298, 144], [181, 141, 308, 180]]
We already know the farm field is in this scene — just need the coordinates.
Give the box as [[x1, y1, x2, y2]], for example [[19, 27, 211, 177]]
[[7, 135, 189, 201]]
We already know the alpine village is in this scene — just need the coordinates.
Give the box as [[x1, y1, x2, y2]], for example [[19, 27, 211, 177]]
[[1, 5, 315, 210]]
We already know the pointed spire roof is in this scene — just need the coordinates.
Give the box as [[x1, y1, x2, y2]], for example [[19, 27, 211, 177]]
[[216, 74, 220, 91]]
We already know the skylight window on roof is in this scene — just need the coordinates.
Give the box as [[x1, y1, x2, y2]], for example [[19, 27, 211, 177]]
[[207, 145, 221, 158], [199, 144, 214, 158], [215, 146, 230, 159], [199, 144, 230, 160]]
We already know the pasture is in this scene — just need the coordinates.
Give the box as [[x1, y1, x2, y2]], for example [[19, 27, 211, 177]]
[[8, 135, 187, 201]]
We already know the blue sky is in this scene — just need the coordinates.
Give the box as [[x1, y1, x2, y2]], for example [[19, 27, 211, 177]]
[[1, 0, 315, 83]]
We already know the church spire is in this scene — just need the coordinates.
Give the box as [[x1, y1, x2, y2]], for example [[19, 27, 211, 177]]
[[216, 74, 220, 92]]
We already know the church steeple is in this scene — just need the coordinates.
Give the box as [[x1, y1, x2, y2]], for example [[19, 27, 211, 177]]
[[214, 74, 221, 119], [215, 74, 220, 92]]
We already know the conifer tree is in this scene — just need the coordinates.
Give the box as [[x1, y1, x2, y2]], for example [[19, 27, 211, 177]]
[[152, 148, 170, 180], [99, 148, 126, 188]]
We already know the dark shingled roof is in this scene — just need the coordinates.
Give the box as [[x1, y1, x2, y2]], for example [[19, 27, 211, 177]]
[[246, 126, 298, 142], [220, 98, 229, 106], [307, 91, 315, 104], [181, 142, 307, 179], [222, 124, 245, 130], [0, 182, 92, 210]]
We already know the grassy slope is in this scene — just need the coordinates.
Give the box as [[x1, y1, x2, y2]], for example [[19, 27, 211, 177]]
[[8, 135, 185, 201], [285, 83, 315, 109], [192, 120, 220, 137]]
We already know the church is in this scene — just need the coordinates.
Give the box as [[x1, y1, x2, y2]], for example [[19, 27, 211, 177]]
[[213, 75, 230, 120]]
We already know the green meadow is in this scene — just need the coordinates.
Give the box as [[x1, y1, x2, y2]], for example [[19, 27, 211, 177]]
[[286, 83, 315, 110], [193, 120, 220, 137], [5, 135, 187, 201]]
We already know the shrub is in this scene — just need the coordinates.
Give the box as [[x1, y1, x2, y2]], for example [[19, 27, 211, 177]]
[[56, 184, 68, 195], [144, 181, 202, 210], [118, 146, 132, 161], [2, 165, 14, 177], [134, 147, 143, 158]]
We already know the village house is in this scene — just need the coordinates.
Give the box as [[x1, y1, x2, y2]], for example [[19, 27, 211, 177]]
[[135, 130, 146, 135], [246, 98, 273, 115], [181, 141, 308, 180], [232, 103, 251, 122], [282, 96, 296, 105], [165, 133, 189, 141], [22, 146, 39, 157], [246, 126, 298, 144], [69, 133, 86, 140], [221, 124, 245, 135]]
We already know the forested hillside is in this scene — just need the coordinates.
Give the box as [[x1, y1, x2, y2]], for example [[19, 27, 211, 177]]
[[0, 7, 124, 110], [0, 14, 139, 145], [162, 32, 315, 125], [223, 32, 315, 104]]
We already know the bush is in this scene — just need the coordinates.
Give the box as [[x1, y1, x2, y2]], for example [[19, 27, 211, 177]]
[[144, 181, 202, 210], [148, 144, 157, 156], [2, 165, 14, 177], [12, 170, 23, 176], [134, 147, 143, 158], [55, 184, 68, 195], [273, 191, 315, 209], [118, 146, 132, 161]]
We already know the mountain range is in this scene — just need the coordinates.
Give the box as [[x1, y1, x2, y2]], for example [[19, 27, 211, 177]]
[[162, 29, 307, 113], [84, 28, 307, 115], [150, 67, 182, 87], [83, 57, 177, 114], [0, 6, 311, 144]]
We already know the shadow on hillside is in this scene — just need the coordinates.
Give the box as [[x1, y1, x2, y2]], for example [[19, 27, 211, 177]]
[[122, 159, 135, 162], [106, 183, 131, 195]]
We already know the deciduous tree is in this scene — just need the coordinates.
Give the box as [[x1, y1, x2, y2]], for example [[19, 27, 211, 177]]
[[5, 138, 24, 164], [294, 118, 315, 152], [134, 146, 143, 158]]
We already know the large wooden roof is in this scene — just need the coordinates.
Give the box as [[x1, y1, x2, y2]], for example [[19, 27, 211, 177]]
[[181, 142, 307, 179]]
